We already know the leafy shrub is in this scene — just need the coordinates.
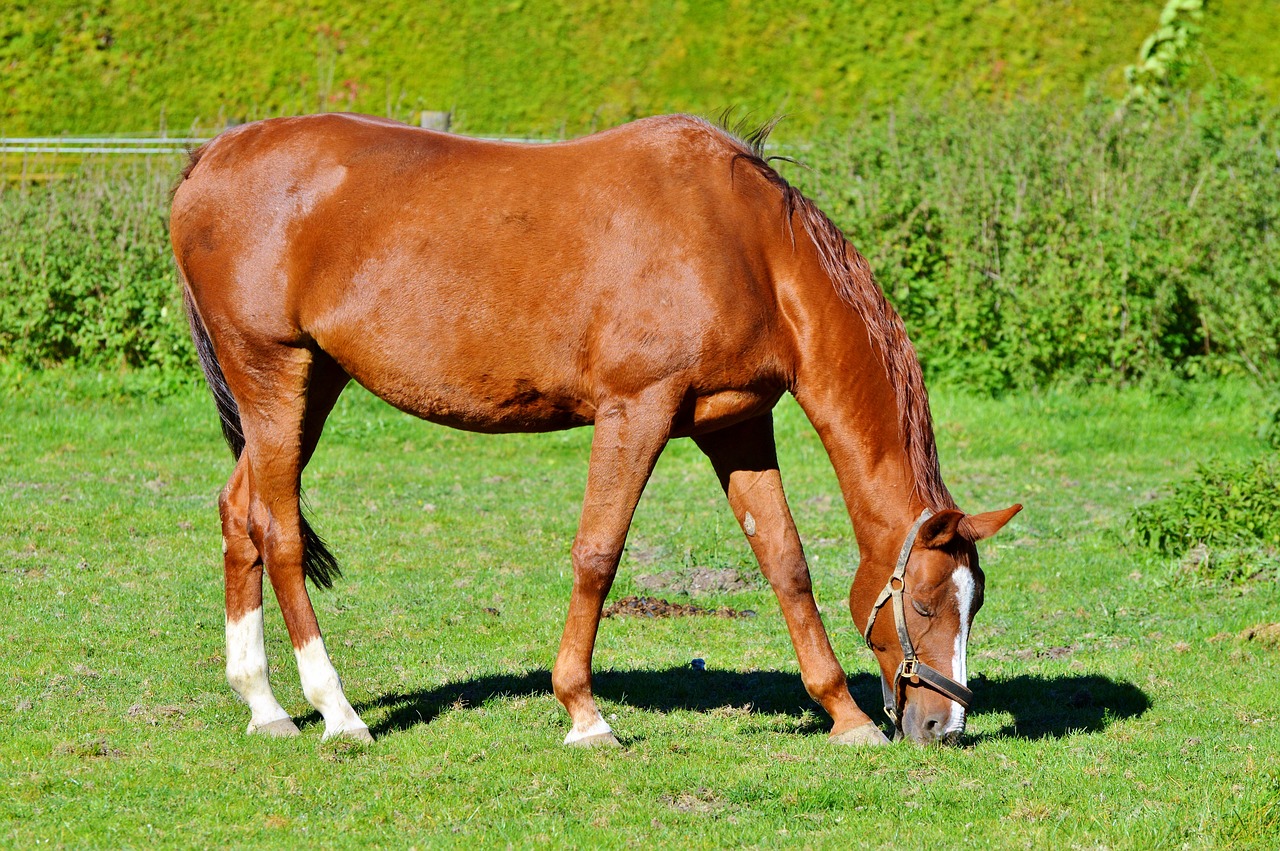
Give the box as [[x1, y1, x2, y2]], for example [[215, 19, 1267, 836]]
[[1131, 455, 1280, 582], [0, 159, 193, 373], [797, 90, 1280, 393]]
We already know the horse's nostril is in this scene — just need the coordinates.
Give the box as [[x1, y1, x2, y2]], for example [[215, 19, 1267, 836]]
[[924, 716, 940, 731]]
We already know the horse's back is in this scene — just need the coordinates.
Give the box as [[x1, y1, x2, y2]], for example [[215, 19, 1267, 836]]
[[173, 114, 793, 433]]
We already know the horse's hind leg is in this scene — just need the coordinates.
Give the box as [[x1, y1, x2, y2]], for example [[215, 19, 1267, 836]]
[[223, 345, 369, 740], [220, 352, 350, 737], [694, 414, 888, 746], [553, 389, 675, 746], [222, 455, 298, 736]]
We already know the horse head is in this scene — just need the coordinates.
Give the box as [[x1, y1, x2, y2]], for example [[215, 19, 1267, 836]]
[[854, 504, 1022, 744]]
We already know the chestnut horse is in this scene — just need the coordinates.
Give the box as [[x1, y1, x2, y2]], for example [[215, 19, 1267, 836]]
[[171, 113, 1020, 747]]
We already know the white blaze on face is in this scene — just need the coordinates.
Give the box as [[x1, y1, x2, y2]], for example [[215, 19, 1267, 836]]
[[946, 565, 976, 734]]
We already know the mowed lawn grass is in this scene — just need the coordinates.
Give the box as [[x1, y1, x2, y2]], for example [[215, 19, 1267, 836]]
[[2, 372, 1278, 848]]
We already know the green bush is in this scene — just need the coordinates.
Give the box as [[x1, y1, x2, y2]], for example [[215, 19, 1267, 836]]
[[1131, 455, 1280, 582], [797, 91, 1280, 392], [0, 159, 193, 373]]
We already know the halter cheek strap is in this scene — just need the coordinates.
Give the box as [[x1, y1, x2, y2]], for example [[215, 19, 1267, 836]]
[[863, 508, 975, 728]]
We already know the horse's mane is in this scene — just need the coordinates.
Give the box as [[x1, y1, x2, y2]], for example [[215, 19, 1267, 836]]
[[717, 116, 957, 511]]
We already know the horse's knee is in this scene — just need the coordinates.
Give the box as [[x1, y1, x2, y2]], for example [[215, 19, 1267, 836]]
[[569, 539, 620, 594], [765, 561, 814, 601]]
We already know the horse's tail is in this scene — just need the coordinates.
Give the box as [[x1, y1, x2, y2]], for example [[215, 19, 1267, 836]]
[[181, 282, 341, 589], [182, 286, 245, 458]]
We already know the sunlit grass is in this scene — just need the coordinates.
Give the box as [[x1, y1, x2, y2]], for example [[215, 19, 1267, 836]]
[[2, 372, 1277, 847]]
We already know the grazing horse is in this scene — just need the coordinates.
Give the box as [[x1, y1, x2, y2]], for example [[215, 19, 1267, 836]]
[[171, 113, 1020, 747]]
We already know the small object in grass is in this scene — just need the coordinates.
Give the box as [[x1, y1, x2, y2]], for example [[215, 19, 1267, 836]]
[[482, 607, 500, 617], [691, 658, 705, 671]]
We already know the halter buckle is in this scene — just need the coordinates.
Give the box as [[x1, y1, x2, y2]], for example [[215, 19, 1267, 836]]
[[900, 658, 920, 682]]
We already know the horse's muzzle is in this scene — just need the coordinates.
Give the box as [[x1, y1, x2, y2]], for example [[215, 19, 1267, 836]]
[[899, 701, 964, 746]]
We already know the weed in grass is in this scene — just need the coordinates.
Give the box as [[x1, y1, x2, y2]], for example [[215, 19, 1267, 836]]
[[1131, 454, 1280, 583]]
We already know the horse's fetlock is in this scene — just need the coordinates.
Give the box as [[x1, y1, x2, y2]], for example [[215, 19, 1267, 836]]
[[551, 668, 591, 705], [227, 661, 267, 695], [801, 670, 848, 704]]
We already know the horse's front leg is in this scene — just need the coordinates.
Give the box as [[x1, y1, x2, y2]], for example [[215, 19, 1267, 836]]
[[552, 392, 674, 746], [694, 414, 889, 745]]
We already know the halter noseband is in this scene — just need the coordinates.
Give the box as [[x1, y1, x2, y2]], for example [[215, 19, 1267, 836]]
[[863, 508, 974, 729]]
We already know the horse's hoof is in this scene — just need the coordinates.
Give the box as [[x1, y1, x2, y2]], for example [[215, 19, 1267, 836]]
[[326, 726, 374, 744], [829, 722, 891, 746], [565, 731, 621, 748], [251, 718, 301, 738]]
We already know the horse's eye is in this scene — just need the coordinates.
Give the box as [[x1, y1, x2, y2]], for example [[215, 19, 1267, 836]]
[[911, 598, 934, 618]]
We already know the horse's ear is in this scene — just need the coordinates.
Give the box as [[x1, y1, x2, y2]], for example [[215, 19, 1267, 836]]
[[918, 509, 966, 549], [963, 504, 1023, 542]]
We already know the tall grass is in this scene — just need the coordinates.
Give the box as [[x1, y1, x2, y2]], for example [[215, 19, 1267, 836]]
[[2, 96, 1276, 396]]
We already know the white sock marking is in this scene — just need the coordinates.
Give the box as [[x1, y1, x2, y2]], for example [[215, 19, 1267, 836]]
[[295, 637, 368, 739], [946, 566, 975, 735], [225, 608, 291, 731], [563, 712, 612, 745]]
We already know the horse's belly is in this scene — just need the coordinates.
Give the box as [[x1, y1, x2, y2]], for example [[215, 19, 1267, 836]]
[[681, 387, 785, 437], [347, 364, 596, 434], [340, 349, 780, 437], [371, 381, 779, 437]]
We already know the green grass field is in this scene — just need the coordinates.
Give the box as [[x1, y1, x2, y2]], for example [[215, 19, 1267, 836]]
[[2, 371, 1277, 847]]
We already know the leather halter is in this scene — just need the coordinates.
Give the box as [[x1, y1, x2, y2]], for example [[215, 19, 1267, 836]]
[[863, 508, 974, 729]]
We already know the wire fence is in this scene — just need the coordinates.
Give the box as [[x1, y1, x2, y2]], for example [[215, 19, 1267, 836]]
[[0, 136, 206, 156], [0, 132, 563, 181], [0, 131, 561, 156]]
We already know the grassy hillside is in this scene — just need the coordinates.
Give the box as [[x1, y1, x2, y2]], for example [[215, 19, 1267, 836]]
[[3, 1, 1278, 137]]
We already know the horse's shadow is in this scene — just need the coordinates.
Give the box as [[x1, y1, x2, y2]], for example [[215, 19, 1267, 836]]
[[352, 667, 1150, 742]]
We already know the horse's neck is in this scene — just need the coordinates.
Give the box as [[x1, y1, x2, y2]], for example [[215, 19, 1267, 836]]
[[787, 274, 934, 565]]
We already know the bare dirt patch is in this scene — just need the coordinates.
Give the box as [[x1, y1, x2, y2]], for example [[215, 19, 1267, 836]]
[[603, 595, 755, 619], [54, 737, 122, 759], [1014, 644, 1078, 661], [660, 787, 724, 814], [1239, 623, 1280, 648], [633, 567, 755, 596]]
